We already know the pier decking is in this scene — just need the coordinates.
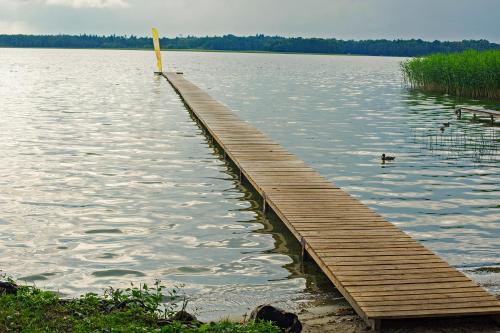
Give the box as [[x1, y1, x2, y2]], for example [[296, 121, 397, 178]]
[[455, 107, 500, 124], [163, 72, 500, 330]]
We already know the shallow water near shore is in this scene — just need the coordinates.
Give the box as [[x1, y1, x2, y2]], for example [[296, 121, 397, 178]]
[[0, 48, 498, 320]]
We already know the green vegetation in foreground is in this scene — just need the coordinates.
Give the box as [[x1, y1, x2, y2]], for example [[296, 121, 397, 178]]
[[0, 278, 279, 333], [0, 34, 499, 57], [401, 50, 500, 100]]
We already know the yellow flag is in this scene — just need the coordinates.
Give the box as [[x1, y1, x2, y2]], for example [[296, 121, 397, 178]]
[[152, 28, 163, 73]]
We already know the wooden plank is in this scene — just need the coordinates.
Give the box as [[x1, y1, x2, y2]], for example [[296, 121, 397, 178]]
[[330, 263, 454, 271], [347, 281, 479, 293], [342, 276, 471, 286], [325, 259, 448, 266], [348, 287, 489, 298], [355, 291, 495, 302], [335, 267, 459, 276], [366, 307, 500, 319], [163, 72, 500, 330], [363, 301, 500, 313], [338, 271, 467, 281], [358, 295, 498, 307], [312, 249, 433, 256]]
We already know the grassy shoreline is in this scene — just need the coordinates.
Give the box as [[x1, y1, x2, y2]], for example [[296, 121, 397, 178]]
[[401, 50, 500, 100], [0, 278, 279, 333]]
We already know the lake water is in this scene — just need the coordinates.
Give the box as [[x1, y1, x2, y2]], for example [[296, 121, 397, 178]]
[[0, 48, 498, 319]]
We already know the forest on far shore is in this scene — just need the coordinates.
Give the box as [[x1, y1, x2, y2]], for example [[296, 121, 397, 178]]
[[0, 34, 498, 57]]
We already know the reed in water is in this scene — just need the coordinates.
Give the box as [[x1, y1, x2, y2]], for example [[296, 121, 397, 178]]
[[401, 50, 500, 100]]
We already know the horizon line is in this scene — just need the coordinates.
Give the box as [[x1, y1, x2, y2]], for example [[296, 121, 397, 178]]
[[0, 33, 498, 44]]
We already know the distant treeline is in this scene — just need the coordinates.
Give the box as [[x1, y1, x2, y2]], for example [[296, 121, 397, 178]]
[[1, 34, 499, 57]]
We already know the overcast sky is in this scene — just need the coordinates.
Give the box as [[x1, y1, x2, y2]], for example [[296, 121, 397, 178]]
[[0, 0, 499, 42]]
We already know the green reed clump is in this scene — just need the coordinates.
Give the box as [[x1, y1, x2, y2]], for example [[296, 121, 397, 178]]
[[401, 49, 500, 100]]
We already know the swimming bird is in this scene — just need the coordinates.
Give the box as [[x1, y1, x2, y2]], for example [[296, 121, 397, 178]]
[[381, 153, 395, 162], [442, 122, 450, 127], [440, 126, 445, 132]]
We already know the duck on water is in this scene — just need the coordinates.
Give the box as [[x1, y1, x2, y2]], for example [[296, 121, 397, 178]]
[[381, 153, 395, 163]]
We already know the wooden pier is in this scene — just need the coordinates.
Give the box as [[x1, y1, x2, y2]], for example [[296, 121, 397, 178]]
[[455, 107, 500, 124], [162, 72, 500, 331]]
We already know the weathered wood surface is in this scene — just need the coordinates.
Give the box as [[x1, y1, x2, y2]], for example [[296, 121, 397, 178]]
[[456, 107, 500, 123], [163, 72, 500, 329]]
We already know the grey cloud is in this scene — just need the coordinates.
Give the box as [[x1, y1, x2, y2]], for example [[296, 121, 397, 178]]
[[0, 0, 498, 42], [43, 0, 129, 8]]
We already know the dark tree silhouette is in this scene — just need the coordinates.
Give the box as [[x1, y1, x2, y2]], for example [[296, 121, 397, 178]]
[[0, 34, 498, 57]]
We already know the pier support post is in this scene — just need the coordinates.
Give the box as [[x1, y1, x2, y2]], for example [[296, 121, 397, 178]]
[[369, 319, 382, 332], [300, 237, 309, 262], [262, 193, 266, 213]]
